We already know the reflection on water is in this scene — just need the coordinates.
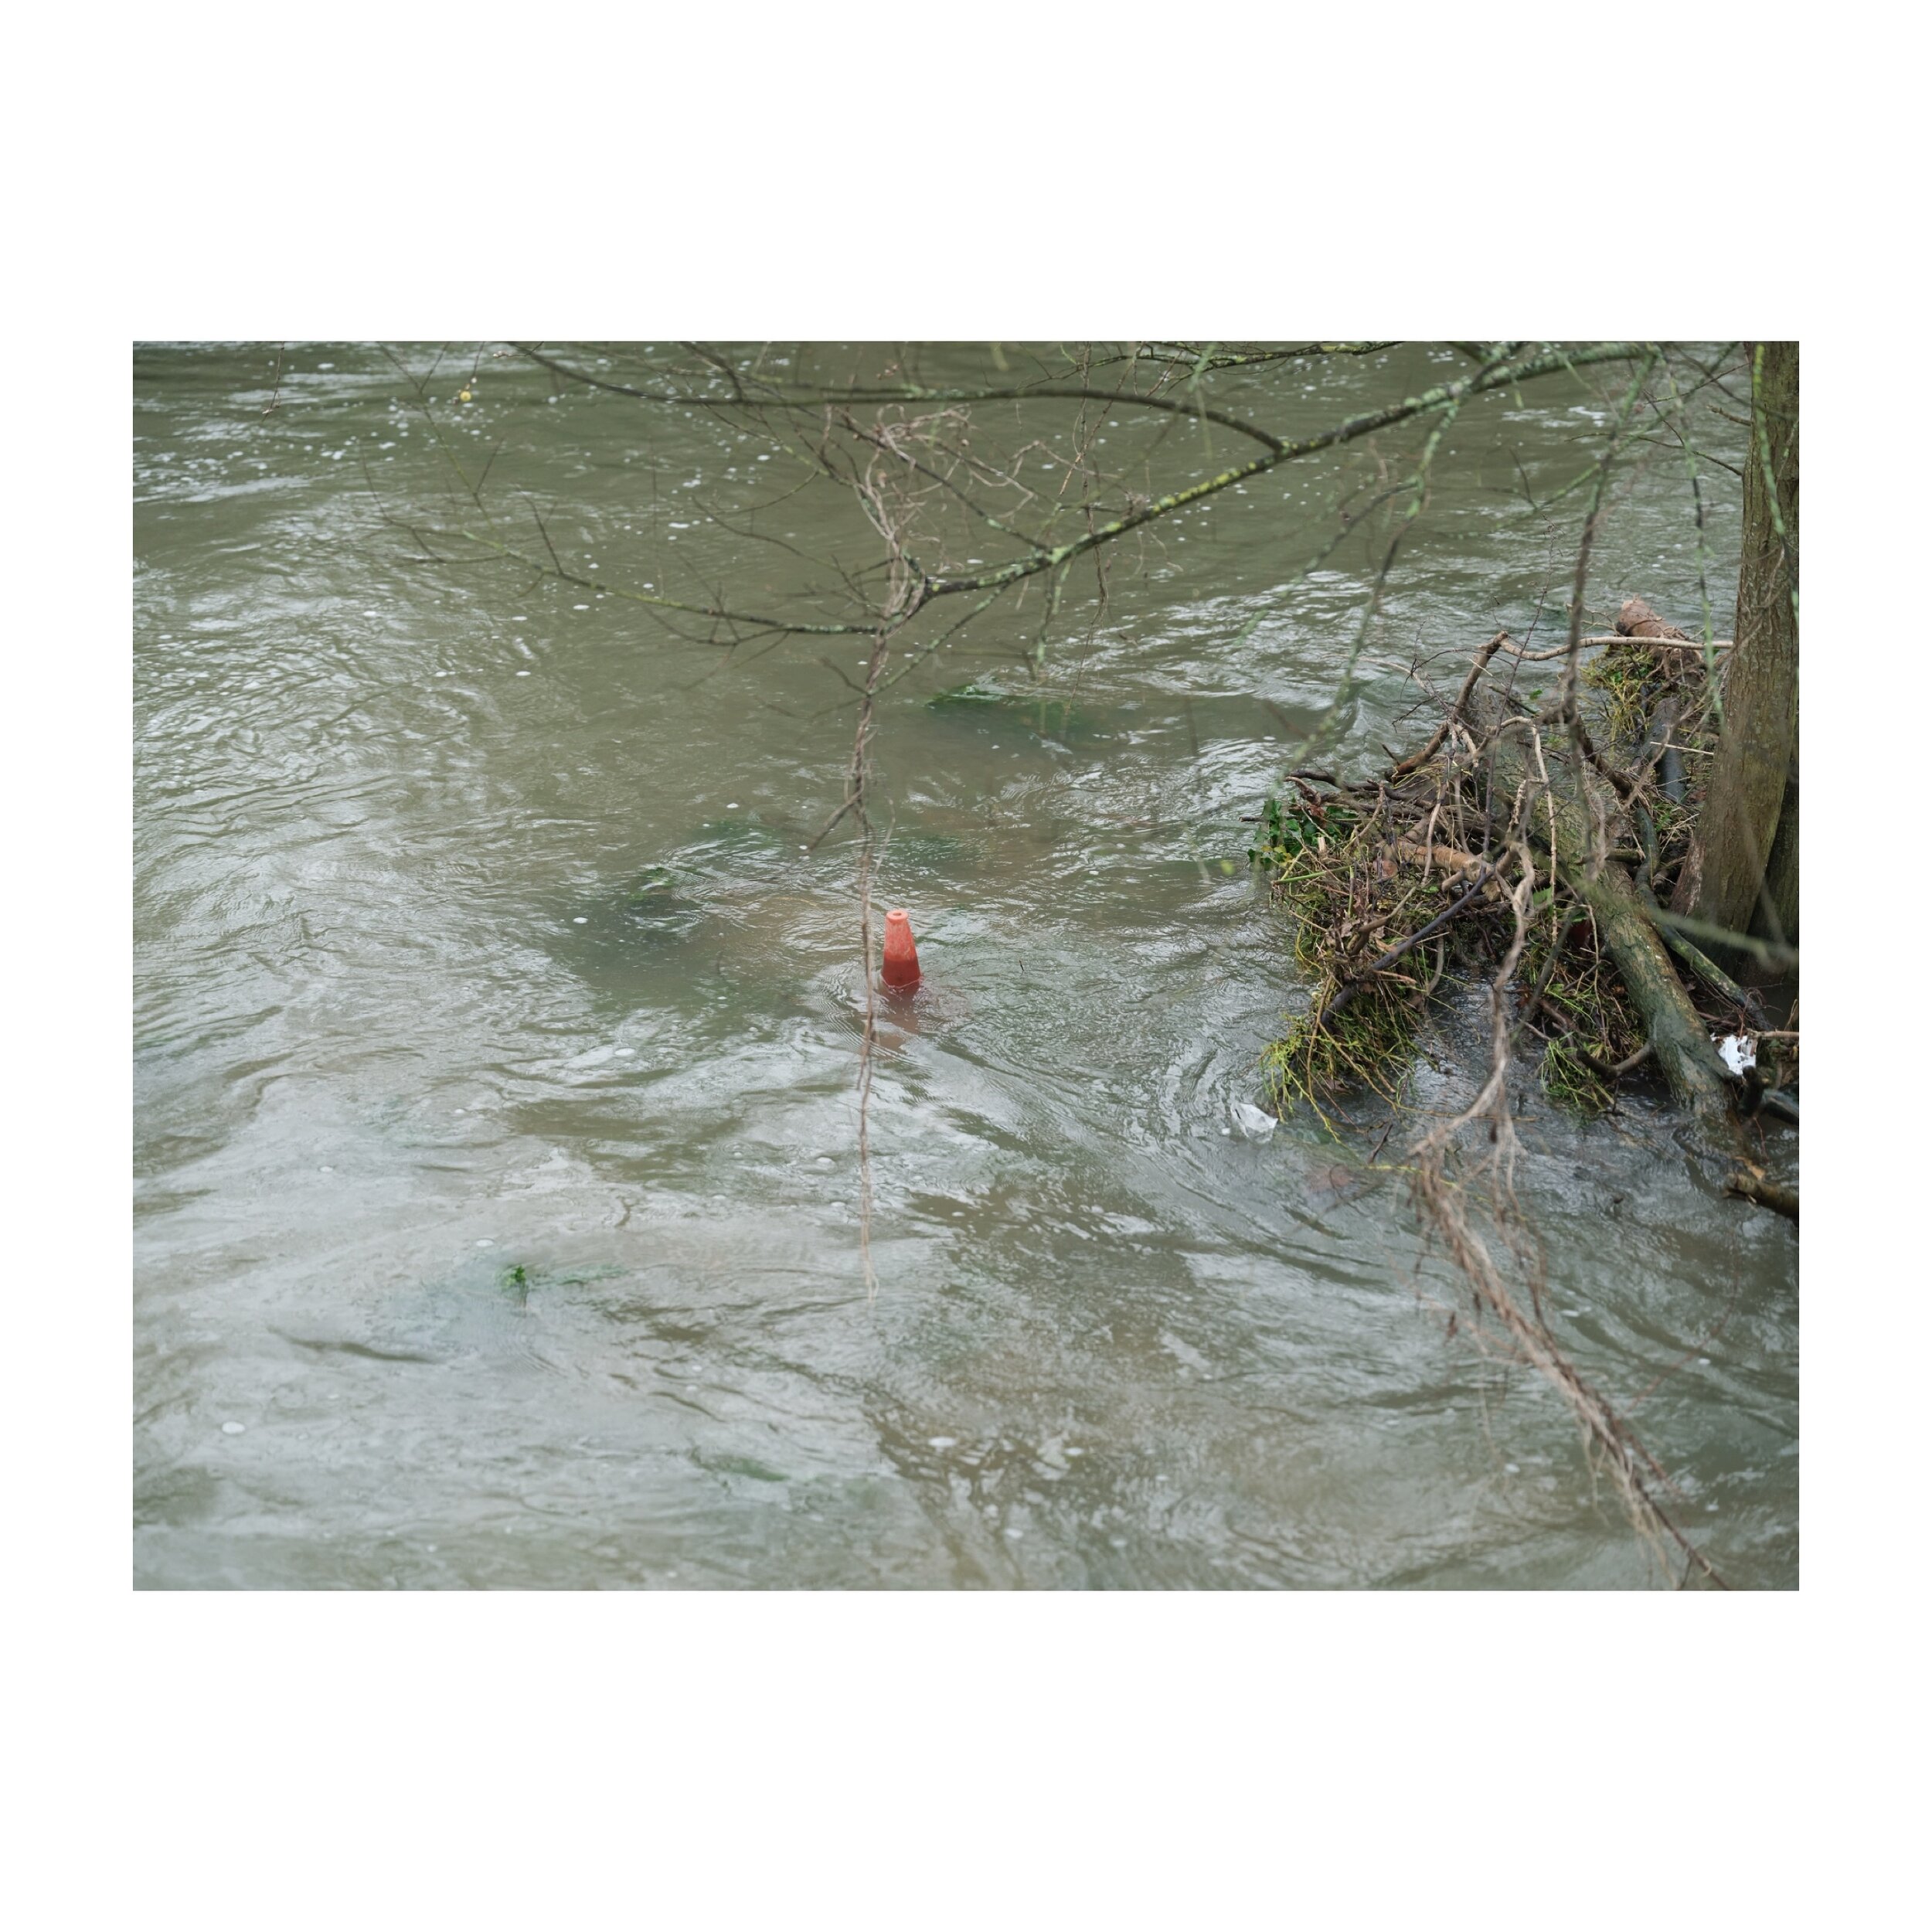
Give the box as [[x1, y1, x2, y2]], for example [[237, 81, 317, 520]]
[[134, 344, 1795, 1589]]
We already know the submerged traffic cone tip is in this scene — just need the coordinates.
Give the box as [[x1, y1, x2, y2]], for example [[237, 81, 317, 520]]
[[881, 907, 920, 989]]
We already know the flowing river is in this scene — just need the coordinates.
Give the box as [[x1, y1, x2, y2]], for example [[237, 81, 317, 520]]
[[134, 343, 1798, 1588]]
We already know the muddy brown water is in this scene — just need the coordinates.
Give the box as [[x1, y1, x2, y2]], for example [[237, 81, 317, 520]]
[[134, 344, 1796, 1588]]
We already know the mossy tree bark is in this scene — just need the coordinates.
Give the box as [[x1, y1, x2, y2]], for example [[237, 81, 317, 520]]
[[1675, 342, 1798, 946]]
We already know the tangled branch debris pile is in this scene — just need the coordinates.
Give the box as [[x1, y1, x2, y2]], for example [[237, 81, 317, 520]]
[[1253, 600, 1797, 1138]]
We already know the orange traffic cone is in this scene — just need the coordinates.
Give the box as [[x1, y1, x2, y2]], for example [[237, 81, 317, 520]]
[[880, 907, 920, 991]]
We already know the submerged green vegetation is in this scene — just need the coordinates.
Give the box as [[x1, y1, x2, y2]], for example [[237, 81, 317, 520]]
[[1252, 794, 1439, 1113], [927, 679, 1093, 742]]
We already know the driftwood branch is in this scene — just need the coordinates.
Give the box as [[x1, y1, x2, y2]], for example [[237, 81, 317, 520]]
[[1390, 631, 1511, 779], [1727, 1172, 1798, 1222]]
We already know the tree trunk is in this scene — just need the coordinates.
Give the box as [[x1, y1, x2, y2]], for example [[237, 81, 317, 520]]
[[1759, 766, 1798, 944], [1674, 342, 1798, 947]]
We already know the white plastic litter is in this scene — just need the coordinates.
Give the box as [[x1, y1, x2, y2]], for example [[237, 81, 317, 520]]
[[1716, 1032, 1757, 1077], [1230, 1100, 1277, 1141], [222, 1422, 246, 1435]]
